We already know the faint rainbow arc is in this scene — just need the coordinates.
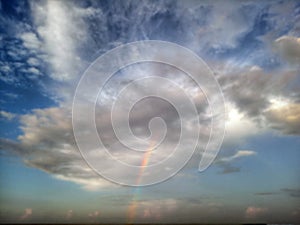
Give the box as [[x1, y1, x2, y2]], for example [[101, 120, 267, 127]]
[[127, 139, 156, 224]]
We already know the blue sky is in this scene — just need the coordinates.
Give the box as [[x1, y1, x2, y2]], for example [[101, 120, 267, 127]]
[[0, 0, 300, 223]]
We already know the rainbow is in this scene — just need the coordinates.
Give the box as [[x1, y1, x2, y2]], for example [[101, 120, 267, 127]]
[[127, 140, 155, 224]]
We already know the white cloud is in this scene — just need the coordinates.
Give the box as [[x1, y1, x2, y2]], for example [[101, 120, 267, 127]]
[[0, 65, 11, 73], [27, 57, 40, 67], [55, 174, 114, 191], [20, 32, 41, 50], [218, 150, 257, 163], [0, 110, 16, 120], [27, 67, 40, 76], [223, 103, 261, 147], [29, 1, 96, 82]]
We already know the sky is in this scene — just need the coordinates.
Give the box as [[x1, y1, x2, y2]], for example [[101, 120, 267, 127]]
[[0, 0, 300, 223]]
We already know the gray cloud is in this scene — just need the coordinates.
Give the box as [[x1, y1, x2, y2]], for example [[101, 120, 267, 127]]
[[219, 66, 297, 117], [254, 192, 277, 196], [216, 64, 300, 137], [218, 164, 240, 174], [0, 66, 212, 189], [264, 101, 300, 135], [281, 188, 300, 198], [274, 36, 300, 66], [0, 107, 114, 190]]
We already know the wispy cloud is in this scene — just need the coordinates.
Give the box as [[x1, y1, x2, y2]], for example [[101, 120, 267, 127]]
[[215, 150, 256, 174], [29, 1, 94, 82], [218, 150, 257, 163]]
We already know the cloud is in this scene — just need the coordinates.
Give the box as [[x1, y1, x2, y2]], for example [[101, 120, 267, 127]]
[[218, 150, 257, 163], [88, 210, 100, 218], [245, 206, 268, 219], [0, 91, 18, 100], [255, 188, 300, 198], [254, 192, 277, 196], [215, 150, 257, 174], [0, 59, 217, 188], [1, 57, 296, 189], [29, 1, 99, 82], [218, 164, 240, 174], [281, 188, 300, 198], [1, 0, 299, 193], [88, 210, 101, 222], [20, 32, 41, 50], [223, 103, 261, 148], [20, 1, 268, 87], [178, 1, 257, 53], [27, 57, 40, 67], [0, 107, 115, 190], [217, 63, 299, 137], [219, 66, 294, 118], [66, 210, 73, 219], [20, 208, 32, 220], [0, 110, 16, 120], [0, 74, 208, 188], [264, 99, 300, 135], [130, 198, 177, 221], [0, 32, 43, 85], [275, 36, 300, 65], [129, 197, 224, 222]]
